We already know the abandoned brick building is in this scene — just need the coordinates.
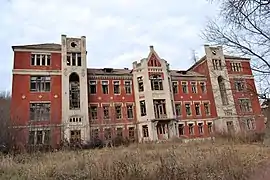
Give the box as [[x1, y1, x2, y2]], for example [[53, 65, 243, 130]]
[[10, 34, 265, 148]]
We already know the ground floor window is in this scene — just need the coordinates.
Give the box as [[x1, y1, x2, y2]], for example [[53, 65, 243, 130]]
[[70, 130, 81, 144], [179, 124, 184, 135], [142, 125, 149, 137], [28, 129, 50, 145]]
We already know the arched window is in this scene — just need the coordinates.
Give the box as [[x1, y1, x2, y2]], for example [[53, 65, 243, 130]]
[[69, 72, 80, 109], [218, 76, 228, 105]]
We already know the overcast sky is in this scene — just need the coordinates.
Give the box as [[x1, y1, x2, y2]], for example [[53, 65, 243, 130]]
[[0, 0, 219, 91]]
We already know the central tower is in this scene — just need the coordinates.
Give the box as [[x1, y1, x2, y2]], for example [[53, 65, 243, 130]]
[[61, 35, 89, 143]]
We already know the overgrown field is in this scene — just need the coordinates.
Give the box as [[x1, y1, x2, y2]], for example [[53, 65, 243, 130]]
[[0, 140, 270, 180]]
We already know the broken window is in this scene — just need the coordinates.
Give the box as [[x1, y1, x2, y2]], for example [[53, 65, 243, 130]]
[[104, 128, 112, 140], [91, 129, 99, 140], [212, 59, 222, 70], [226, 121, 234, 134], [30, 76, 51, 92], [140, 100, 147, 116], [153, 99, 167, 119], [204, 102, 210, 116], [103, 105, 110, 120], [67, 52, 82, 66], [188, 123, 194, 135], [125, 81, 132, 94], [128, 127, 135, 140], [69, 73, 80, 109], [175, 103, 182, 116], [198, 123, 204, 134], [239, 99, 252, 112], [172, 81, 178, 94], [90, 105, 98, 120], [218, 76, 229, 105], [115, 104, 122, 119], [142, 125, 149, 137], [207, 122, 213, 134], [113, 81, 120, 94], [246, 119, 255, 130], [102, 81, 109, 94], [89, 81, 97, 94], [235, 80, 245, 92], [30, 103, 50, 121], [181, 82, 188, 93], [231, 62, 242, 72], [116, 128, 123, 137], [185, 103, 191, 116], [200, 82, 206, 93], [127, 104, 133, 119], [195, 103, 201, 116], [150, 74, 163, 90], [137, 77, 144, 92], [70, 130, 81, 144], [28, 129, 50, 145], [31, 54, 51, 66], [191, 82, 197, 93], [179, 124, 184, 135]]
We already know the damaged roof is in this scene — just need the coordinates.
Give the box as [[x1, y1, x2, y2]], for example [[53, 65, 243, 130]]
[[87, 68, 132, 76], [12, 43, 61, 51]]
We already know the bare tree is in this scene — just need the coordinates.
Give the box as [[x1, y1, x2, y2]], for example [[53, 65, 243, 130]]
[[0, 91, 11, 152], [202, 0, 270, 99]]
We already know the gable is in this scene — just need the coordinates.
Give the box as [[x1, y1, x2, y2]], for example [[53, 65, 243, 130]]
[[147, 53, 161, 67]]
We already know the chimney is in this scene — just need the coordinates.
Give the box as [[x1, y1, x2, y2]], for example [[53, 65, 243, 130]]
[[149, 45, 154, 51]]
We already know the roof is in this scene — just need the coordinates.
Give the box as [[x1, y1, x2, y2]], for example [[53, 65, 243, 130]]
[[12, 43, 61, 51], [87, 68, 132, 76], [170, 70, 205, 77]]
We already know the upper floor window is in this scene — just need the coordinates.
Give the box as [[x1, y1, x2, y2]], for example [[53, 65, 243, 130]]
[[30, 76, 51, 92], [127, 104, 134, 119], [113, 81, 120, 94], [31, 54, 51, 66], [218, 76, 229, 105], [103, 105, 110, 120], [172, 81, 178, 94], [239, 99, 252, 112], [115, 104, 122, 119], [200, 82, 206, 93], [185, 103, 192, 116], [191, 82, 197, 93], [212, 59, 222, 70], [231, 62, 242, 72], [89, 81, 97, 94], [125, 81, 132, 94], [89, 105, 98, 120], [101, 81, 109, 94], [175, 103, 182, 116], [235, 80, 245, 92], [140, 100, 147, 116], [67, 52, 81, 66], [150, 74, 163, 91], [69, 73, 80, 109], [181, 82, 188, 93], [30, 103, 50, 121], [194, 103, 201, 116], [137, 77, 144, 92], [204, 102, 211, 116]]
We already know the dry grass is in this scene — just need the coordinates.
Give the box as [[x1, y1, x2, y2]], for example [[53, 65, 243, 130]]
[[0, 141, 270, 180]]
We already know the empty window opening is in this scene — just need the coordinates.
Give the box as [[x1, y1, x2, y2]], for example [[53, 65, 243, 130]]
[[30, 76, 51, 92], [101, 81, 109, 94], [175, 103, 182, 116], [137, 77, 144, 92], [191, 82, 197, 93], [185, 103, 191, 116], [188, 124, 194, 135], [128, 127, 135, 140], [235, 80, 245, 92], [67, 53, 82, 66], [142, 125, 149, 137], [115, 104, 122, 119], [125, 81, 132, 94], [246, 119, 255, 130], [30, 103, 50, 121], [178, 124, 184, 135], [127, 104, 133, 119], [28, 130, 50, 146], [239, 99, 252, 112], [200, 82, 206, 93], [103, 106, 110, 119], [70, 130, 81, 144], [69, 117, 82, 122], [140, 100, 147, 116], [90, 105, 98, 120], [114, 81, 120, 94], [91, 129, 99, 140], [104, 128, 112, 140], [69, 73, 80, 109], [116, 128, 123, 137], [207, 122, 213, 134], [182, 82, 188, 93], [89, 81, 97, 94], [218, 76, 229, 105], [153, 99, 167, 119], [150, 74, 163, 91], [198, 123, 204, 134], [195, 103, 201, 116], [31, 54, 51, 66], [231, 62, 242, 72], [212, 59, 222, 70], [226, 121, 234, 134], [172, 82, 178, 94], [204, 103, 210, 116]]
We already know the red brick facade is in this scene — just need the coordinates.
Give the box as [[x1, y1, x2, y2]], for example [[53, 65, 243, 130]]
[[10, 37, 265, 149]]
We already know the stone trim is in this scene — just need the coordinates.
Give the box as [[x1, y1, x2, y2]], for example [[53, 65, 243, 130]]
[[13, 69, 61, 75]]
